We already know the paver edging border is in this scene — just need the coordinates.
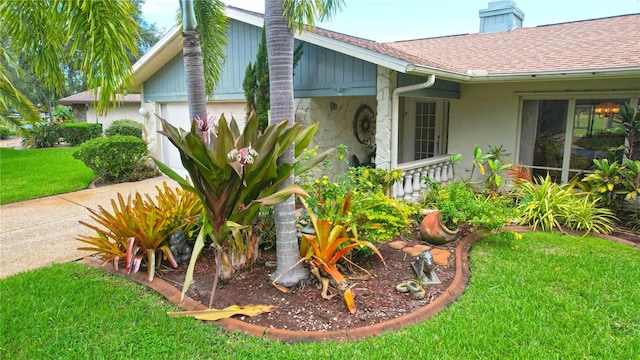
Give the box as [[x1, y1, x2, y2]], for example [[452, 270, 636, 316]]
[[79, 227, 637, 342]]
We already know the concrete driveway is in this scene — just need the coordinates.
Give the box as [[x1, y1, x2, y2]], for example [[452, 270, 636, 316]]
[[0, 176, 177, 278]]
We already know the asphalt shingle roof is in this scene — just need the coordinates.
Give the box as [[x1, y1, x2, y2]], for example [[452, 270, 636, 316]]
[[311, 13, 640, 77], [58, 90, 141, 105]]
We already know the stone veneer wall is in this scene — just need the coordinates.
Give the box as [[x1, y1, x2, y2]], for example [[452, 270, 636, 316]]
[[295, 96, 376, 175], [375, 66, 395, 170]]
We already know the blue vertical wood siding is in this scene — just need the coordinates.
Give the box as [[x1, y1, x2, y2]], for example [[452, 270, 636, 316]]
[[144, 19, 378, 102], [293, 40, 377, 97]]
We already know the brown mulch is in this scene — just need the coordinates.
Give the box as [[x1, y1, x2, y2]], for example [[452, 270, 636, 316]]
[[155, 226, 463, 332]]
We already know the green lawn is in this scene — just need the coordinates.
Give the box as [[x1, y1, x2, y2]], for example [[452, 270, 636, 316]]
[[0, 147, 95, 204], [1, 232, 638, 359]]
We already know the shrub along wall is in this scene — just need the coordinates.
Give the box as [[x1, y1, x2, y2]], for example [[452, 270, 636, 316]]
[[59, 123, 103, 145], [105, 119, 143, 138]]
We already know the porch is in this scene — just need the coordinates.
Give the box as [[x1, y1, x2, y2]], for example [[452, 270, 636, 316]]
[[394, 155, 454, 202]]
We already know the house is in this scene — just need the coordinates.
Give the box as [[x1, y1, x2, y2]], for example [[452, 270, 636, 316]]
[[130, 1, 640, 200], [58, 90, 143, 132]]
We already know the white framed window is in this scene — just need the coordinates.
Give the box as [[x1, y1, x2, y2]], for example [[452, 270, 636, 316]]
[[518, 95, 638, 182]]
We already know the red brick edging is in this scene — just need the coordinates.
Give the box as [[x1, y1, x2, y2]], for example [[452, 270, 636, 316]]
[[79, 228, 638, 342]]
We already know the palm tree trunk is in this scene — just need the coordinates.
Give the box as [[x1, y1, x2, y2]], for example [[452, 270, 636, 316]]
[[265, 0, 308, 286], [181, 0, 207, 122]]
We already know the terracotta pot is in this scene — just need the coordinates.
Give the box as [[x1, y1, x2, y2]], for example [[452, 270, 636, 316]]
[[419, 209, 459, 245]]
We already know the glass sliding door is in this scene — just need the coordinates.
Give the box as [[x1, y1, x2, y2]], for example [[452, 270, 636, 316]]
[[569, 99, 626, 179], [519, 97, 630, 183], [519, 100, 568, 181]]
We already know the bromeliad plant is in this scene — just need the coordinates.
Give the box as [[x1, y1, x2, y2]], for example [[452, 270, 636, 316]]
[[77, 182, 204, 282], [289, 193, 387, 314], [156, 112, 327, 305]]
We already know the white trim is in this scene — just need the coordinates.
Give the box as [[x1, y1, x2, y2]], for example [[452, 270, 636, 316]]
[[514, 90, 640, 98], [130, 27, 182, 92], [224, 7, 264, 27], [296, 32, 410, 73]]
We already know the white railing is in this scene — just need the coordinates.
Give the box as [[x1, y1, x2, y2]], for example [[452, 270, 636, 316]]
[[394, 155, 454, 202]]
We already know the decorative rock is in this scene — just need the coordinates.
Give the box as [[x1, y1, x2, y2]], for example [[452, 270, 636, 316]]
[[430, 248, 451, 265], [388, 241, 407, 250], [402, 244, 431, 257]]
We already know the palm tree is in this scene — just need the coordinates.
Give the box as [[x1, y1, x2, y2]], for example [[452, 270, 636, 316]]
[[266, 0, 343, 286], [178, 0, 227, 123], [0, 47, 40, 127], [0, 0, 140, 121]]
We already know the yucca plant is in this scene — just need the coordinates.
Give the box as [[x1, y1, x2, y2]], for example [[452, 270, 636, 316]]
[[156, 112, 328, 304], [291, 193, 387, 314], [77, 184, 203, 281]]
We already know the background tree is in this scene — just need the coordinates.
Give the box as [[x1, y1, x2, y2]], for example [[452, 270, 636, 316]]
[[0, 0, 164, 129], [0, 46, 40, 128], [266, 0, 343, 287], [0, 0, 140, 117], [243, 27, 303, 133], [131, 0, 165, 61]]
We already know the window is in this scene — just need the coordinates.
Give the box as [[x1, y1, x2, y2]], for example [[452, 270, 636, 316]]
[[414, 102, 437, 159], [519, 98, 629, 182]]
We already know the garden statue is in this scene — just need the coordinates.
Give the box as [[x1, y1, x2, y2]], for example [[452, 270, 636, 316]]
[[169, 229, 193, 263], [411, 251, 441, 285]]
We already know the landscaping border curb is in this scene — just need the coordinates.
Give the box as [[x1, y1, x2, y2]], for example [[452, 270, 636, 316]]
[[79, 228, 638, 342]]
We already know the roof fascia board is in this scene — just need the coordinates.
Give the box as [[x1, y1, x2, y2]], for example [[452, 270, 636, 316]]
[[130, 27, 182, 92], [296, 31, 410, 73], [513, 89, 640, 98], [407, 64, 640, 83], [224, 7, 264, 27], [464, 68, 640, 83]]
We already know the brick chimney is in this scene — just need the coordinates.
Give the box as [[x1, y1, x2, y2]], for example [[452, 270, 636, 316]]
[[479, 1, 524, 33]]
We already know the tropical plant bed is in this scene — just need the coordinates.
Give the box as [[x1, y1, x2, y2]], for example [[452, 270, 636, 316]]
[[155, 227, 463, 332]]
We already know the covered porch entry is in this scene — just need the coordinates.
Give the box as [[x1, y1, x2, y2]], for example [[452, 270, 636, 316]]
[[385, 73, 460, 201]]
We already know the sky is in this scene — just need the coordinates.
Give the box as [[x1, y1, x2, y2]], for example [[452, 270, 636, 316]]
[[142, 0, 640, 42]]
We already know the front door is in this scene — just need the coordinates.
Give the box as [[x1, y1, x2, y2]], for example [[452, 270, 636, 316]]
[[400, 99, 448, 163]]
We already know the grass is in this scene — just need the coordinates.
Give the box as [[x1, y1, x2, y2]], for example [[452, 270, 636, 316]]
[[0, 147, 95, 204], [1, 232, 638, 359]]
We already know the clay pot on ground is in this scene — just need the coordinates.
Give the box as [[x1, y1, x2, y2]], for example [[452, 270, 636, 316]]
[[419, 209, 459, 245]]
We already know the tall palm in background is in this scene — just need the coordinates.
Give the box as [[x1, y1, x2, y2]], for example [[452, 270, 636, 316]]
[[0, 0, 140, 128], [266, 0, 343, 286], [179, 0, 227, 122]]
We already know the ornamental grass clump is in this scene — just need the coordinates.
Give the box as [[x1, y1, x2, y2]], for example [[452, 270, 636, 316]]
[[515, 174, 615, 235]]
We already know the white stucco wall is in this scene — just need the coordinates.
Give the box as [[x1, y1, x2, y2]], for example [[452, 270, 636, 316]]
[[86, 104, 142, 133], [448, 77, 640, 180]]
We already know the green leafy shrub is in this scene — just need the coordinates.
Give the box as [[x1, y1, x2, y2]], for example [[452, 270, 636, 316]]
[[300, 165, 410, 244], [425, 181, 515, 232], [59, 122, 102, 145], [105, 119, 143, 138], [24, 122, 60, 148], [73, 135, 151, 183], [580, 158, 640, 229], [0, 126, 12, 139], [515, 175, 615, 235]]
